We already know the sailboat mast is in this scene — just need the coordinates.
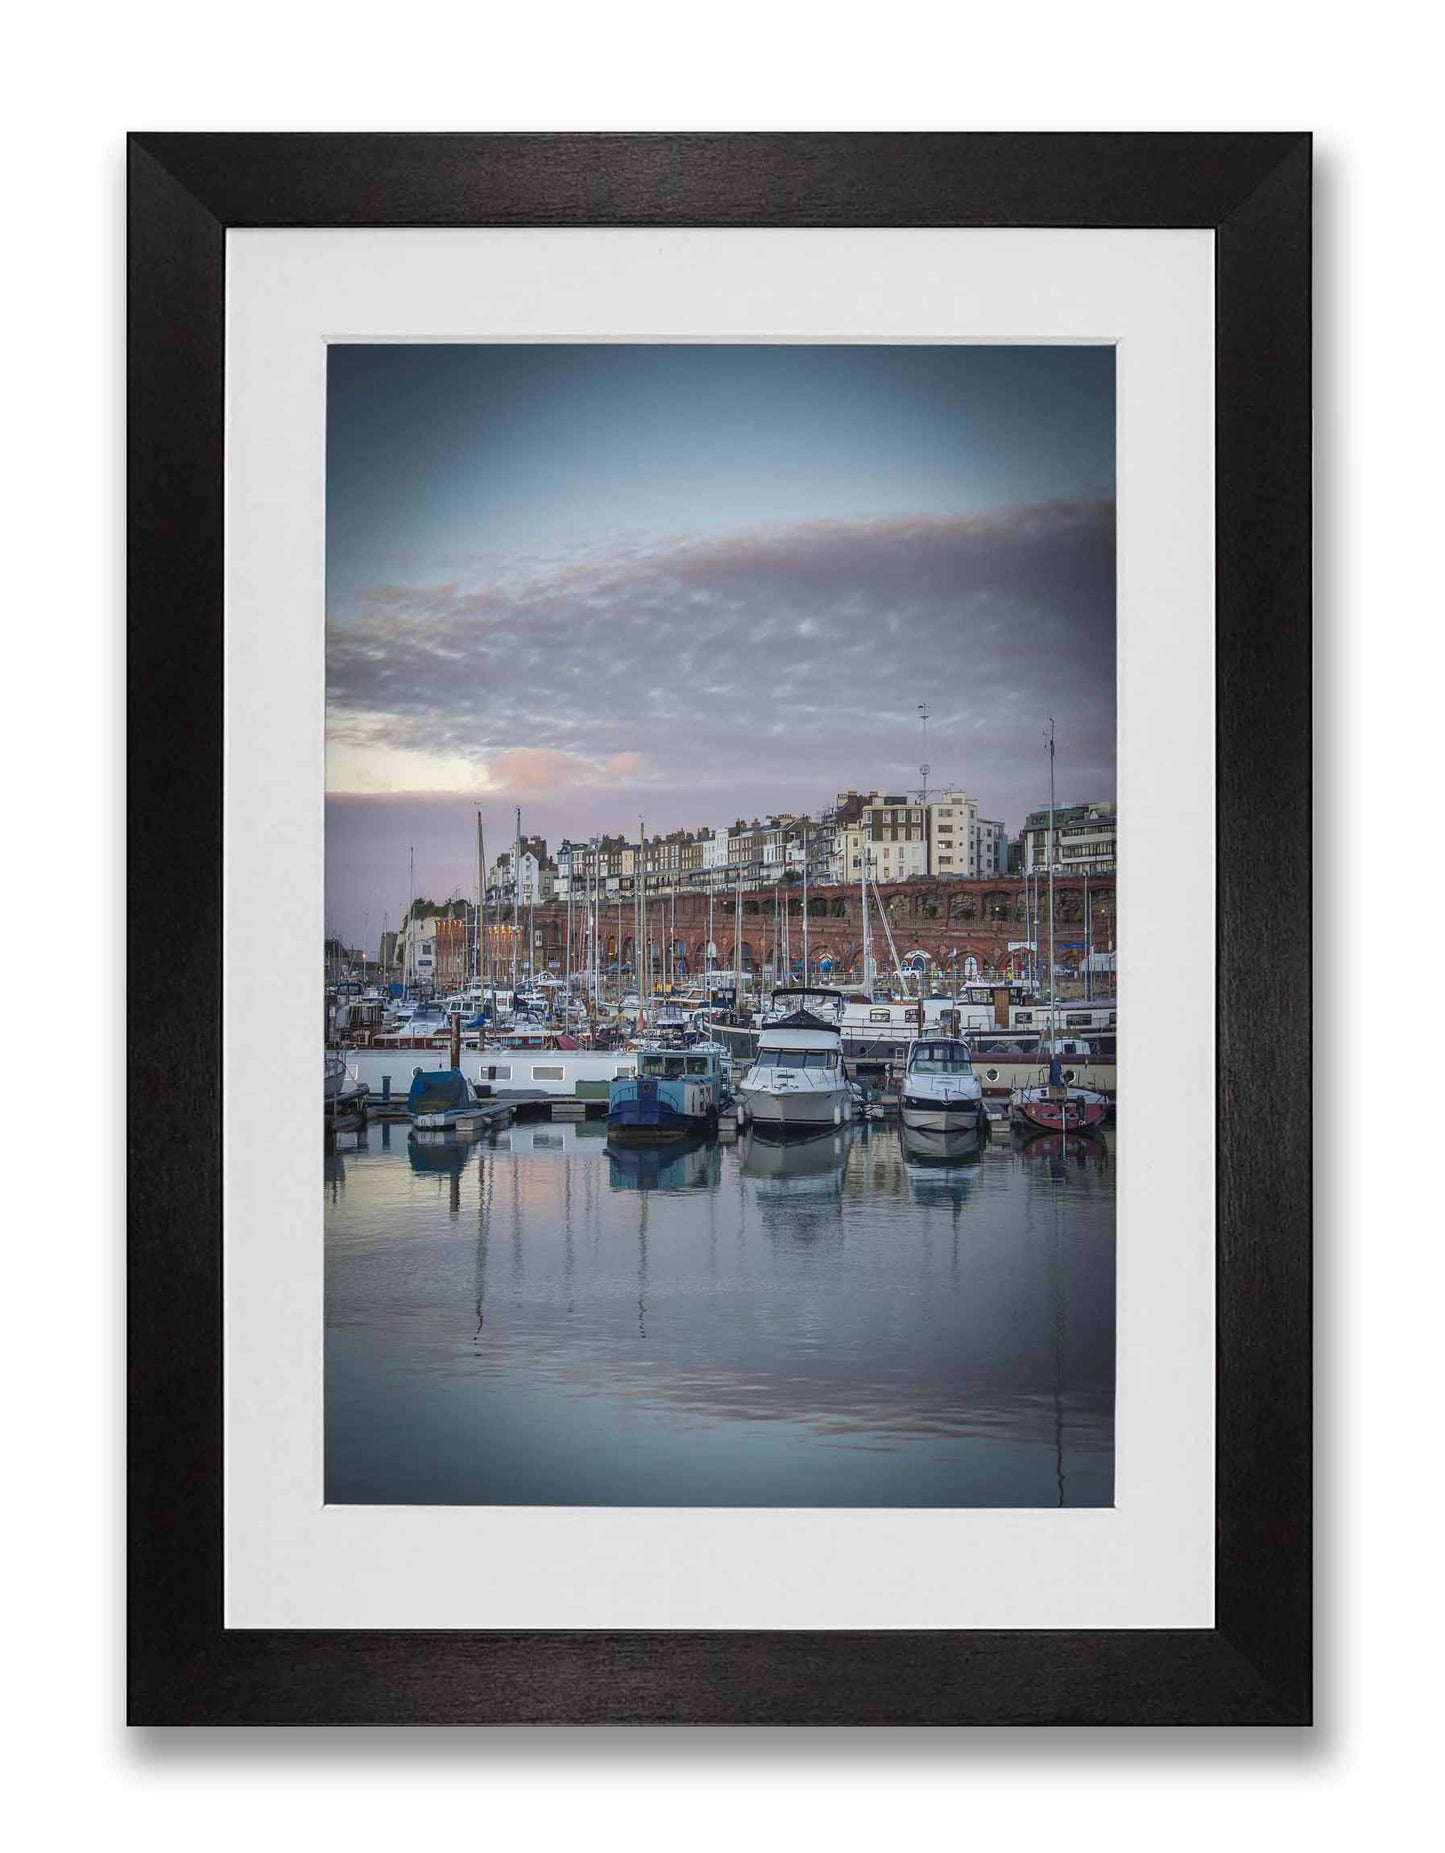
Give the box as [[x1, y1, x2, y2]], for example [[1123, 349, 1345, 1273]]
[[637, 816, 646, 1008], [511, 807, 520, 995], [802, 826, 809, 986], [476, 813, 489, 1048], [1084, 863, 1091, 1004], [474, 812, 483, 989], [860, 844, 874, 992], [1047, 719, 1056, 1013], [633, 824, 642, 1007], [734, 866, 743, 1007]]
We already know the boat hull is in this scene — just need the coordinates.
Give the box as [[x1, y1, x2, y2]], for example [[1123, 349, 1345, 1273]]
[[737, 1084, 853, 1132], [606, 1073, 720, 1142], [1012, 1094, 1108, 1133], [900, 1097, 987, 1134], [605, 1102, 697, 1142]]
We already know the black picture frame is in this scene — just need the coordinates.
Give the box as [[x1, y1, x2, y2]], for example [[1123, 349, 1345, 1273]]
[[128, 132, 1311, 1725]]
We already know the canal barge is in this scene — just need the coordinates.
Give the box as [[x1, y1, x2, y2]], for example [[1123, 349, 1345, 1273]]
[[607, 1044, 731, 1142]]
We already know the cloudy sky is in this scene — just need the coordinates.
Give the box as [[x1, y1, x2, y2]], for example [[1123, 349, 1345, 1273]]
[[326, 344, 1115, 951]]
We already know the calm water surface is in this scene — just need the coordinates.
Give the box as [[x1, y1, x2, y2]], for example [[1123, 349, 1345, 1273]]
[[325, 1119, 1114, 1506]]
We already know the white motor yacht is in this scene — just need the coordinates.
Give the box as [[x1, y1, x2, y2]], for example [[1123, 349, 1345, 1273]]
[[735, 992, 854, 1133], [899, 1036, 985, 1134]]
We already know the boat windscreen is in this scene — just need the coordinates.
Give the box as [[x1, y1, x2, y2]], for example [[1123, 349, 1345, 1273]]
[[753, 1047, 839, 1070], [910, 1043, 974, 1074]]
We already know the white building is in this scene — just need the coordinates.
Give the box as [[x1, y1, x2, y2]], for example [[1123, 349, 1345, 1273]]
[[399, 912, 438, 984], [829, 792, 929, 883], [489, 848, 545, 904], [1020, 800, 1117, 873], [869, 836, 927, 882], [702, 828, 730, 872], [928, 790, 1007, 877], [975, 816, 1005, 875], [928, 790, 974, 876]]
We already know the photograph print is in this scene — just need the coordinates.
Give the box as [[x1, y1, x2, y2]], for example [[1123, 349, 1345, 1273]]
[[323, 342, 1118, 1508]]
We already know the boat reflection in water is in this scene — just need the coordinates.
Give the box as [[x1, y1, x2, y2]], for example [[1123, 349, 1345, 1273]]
[[1014, 1127, 1109, 1169], [606, 1134, 722, 1193], [739, 1123, 854, 1245], [326, 1117, 1115, 1508], [407, 1124, 487, 1212], [739, 1123, 853, 1188], [899, 1120, 986, 1208]]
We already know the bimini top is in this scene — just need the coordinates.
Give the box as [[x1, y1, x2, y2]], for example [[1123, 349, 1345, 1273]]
[[762, 1008, 840, 1033], [757, 1019, 844, 1049]]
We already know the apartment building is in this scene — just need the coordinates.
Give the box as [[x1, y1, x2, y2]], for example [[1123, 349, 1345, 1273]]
[[1019, 799, 1117, 873]]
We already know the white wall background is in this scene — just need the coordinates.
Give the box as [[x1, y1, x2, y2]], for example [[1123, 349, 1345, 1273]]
[[1, 3, 1432, 1844]]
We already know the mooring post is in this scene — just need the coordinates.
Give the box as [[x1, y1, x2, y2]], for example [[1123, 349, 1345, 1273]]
[[449, 1011, 462, 1069]]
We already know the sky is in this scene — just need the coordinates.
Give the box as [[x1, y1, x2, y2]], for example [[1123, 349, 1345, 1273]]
[[326, 344, 1116, 952]]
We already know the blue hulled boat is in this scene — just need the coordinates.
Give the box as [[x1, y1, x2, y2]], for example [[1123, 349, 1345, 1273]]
[[606, 1043, 731, 1142]]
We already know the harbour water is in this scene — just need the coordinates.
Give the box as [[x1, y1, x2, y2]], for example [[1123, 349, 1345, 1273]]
[[325, 1119, 1115, 1507]]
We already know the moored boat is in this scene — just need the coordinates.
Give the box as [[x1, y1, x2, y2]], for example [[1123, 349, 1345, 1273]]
[[406, 1067, 479, 1129], [1009, 1080, 1110, 1133], [606, 1043, 731, 1142], [898, 1036, 986, 1134], [735, 990, 854, 1134]]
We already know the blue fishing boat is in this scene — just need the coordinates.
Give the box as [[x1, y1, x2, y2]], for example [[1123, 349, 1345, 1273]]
[[406, 1067, 477, 1129], [606, 1043, 731, 1142]]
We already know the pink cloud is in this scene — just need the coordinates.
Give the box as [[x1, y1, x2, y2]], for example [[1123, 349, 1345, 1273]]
[[486, 747, 591, 794]]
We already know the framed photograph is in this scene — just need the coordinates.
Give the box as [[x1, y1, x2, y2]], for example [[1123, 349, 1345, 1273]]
[[129, 133, 1311, 1724]]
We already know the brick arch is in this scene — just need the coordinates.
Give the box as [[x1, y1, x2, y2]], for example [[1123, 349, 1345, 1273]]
[[834, 941, 864, 977]]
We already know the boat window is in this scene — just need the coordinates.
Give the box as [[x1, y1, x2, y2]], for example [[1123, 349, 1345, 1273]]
[[910, 1044, 974, 1074], [488, 1065, 511, 1080], [754, 1047, 838, 1070], [685, 1056, 710, 1074], [869, 1008, 892, 1022], [531, 1065, 565, 1080], [639, 1055, 665, 1076]]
